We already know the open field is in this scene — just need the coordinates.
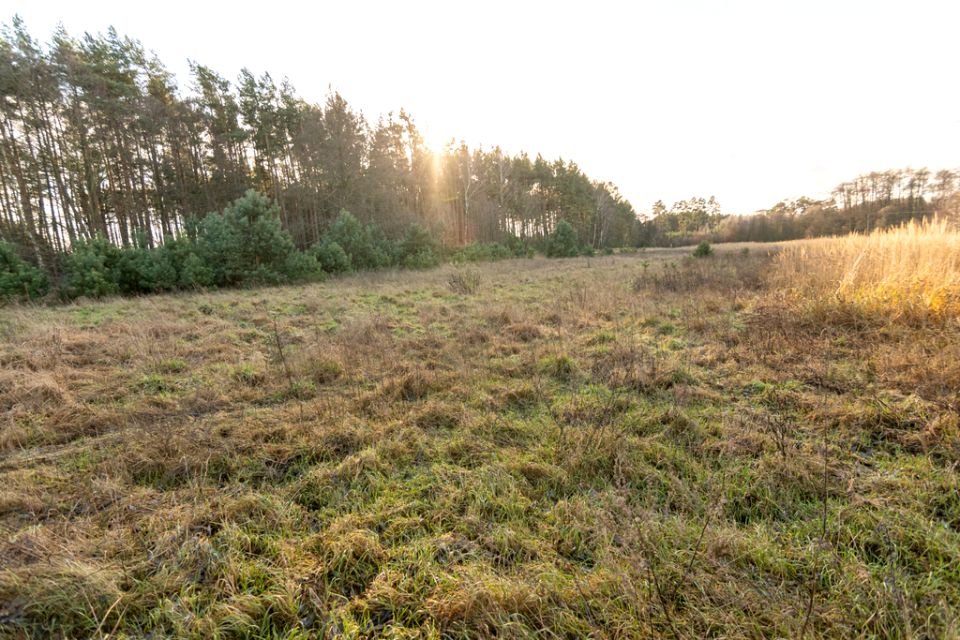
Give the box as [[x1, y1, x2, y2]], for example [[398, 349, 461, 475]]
[[1, 241, 959, 638]]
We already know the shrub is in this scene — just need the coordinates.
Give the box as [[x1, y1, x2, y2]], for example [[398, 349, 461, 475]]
[[402, 249, 440, 269], [693, 241, 713, 258], [64, 234, 178, 298], [113, 236, 179, 293], [452, 242, 512, 263], [546, 220, 580, 258], [399, 224, 437, 258], [185, 211, 237, 286], [312, 240, 352, 274], [178, 252, 215, 288], [453, 234, 532, 262], [58, 192, 315, 298], [0, 241, 48, 301], [447, 268, 482, 295], [364, 221, 399, 269], [399, 224, 440, 269], [282, 250, 324, 282], [63, 235, 122, 298], [192, 190, 307, 285], [323, 210, 396, 271], [504, 233, 535, 258]]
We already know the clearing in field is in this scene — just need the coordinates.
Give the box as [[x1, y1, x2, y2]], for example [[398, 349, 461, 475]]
[[1, 237, 958, 638]]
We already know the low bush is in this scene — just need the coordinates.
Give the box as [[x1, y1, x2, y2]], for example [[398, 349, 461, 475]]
[[504, 233, 535, 258], [447, 268, 482, 295], [114, 238, 179, 293], [693, 241, 713, 258], [452, 242, 513, 263], [62, 235, 122, 298], [0, 241, 49, 301], [59, 191, 322, 299], [191, 190, 318, 286], [546, 220, 580, 258], [7, 194, 540, 303], [398, 225, 441, 269], [311, 240, 352, 274], [321, 210, 396, 271], [452, 235, 532, 262]]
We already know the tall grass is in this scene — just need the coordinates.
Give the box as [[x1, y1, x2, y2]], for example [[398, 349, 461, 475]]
[[772, 218, 960, 324]]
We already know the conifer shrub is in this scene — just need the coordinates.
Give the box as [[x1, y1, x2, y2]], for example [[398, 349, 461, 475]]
[[192, 189, 315, 285], [321, 210, 397, 271], [693, 241, 714, 258], [402, 250, 441, 269], [177, 252, 216, 289], [59, 191, 319, 298], [504, 232, 535, 258], [398, 224, 440, 269], [8, 192, 538, 302], [113, 236, 179, 293], [63, 235, 123, 298], [312, 241, 352, 274], [546, 220, 580, 258], [0, 241, 48, 302]]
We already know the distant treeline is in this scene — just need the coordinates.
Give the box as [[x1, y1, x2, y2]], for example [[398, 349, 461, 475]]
[[0, 17, 638, 273], [640, 167, 960, 246]]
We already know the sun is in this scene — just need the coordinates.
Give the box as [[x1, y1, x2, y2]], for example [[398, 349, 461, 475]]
[[416, 127, 450, 176], [421, 127, 451, 157]]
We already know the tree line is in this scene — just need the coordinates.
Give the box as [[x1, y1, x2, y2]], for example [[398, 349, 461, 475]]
[[640, 167, 960, 246], [0, 17, 639, 275]]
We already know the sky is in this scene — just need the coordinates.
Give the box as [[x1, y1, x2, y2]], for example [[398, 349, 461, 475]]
[[5, 0, 960, 214]]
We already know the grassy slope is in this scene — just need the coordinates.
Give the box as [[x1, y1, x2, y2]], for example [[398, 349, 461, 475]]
[[0, 247, 957, 639]]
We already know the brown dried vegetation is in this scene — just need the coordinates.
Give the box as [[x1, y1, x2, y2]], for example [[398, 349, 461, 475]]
[[1, 246, 958, 638]]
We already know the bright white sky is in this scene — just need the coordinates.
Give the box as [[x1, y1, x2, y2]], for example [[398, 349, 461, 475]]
[[7, 0, 960, 213]]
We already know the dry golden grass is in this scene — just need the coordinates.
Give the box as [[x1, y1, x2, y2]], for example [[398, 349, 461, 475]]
[[772, 218, 960, 324]]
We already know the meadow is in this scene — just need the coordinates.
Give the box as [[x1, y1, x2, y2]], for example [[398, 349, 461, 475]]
[[1, 228, 958, 638]]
